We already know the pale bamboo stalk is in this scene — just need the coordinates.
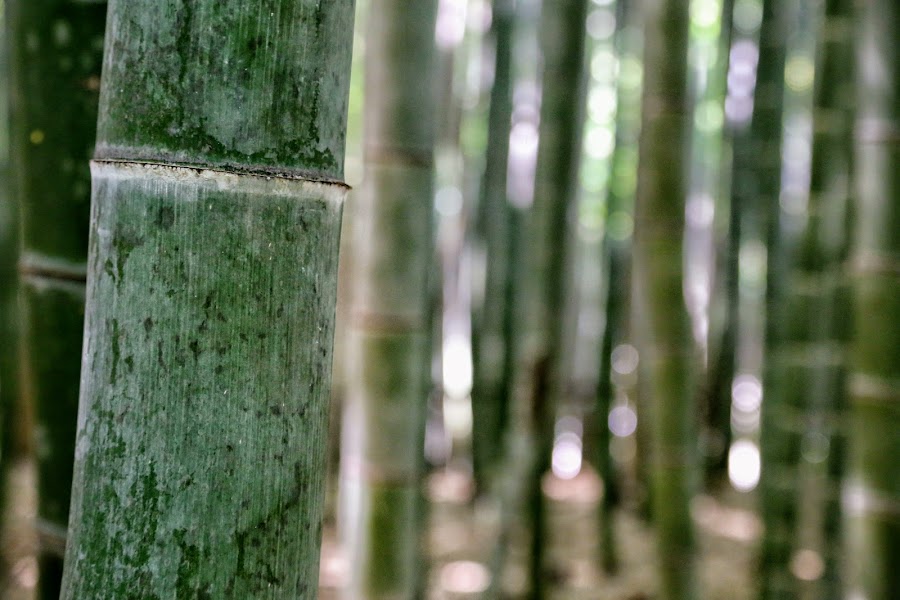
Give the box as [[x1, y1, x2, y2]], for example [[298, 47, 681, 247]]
[[338, 1, 439, 597]]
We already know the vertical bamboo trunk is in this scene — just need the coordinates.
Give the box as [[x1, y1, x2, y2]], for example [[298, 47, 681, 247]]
[[60, 2, 355, 597], [846, 0, 900, 597], [521, 0, 589, 595], [632, 0, 697, 598], [698, 0, 736, 483], [0, 2, 19, 579], [471, 0, 516, 497], [338, 1, 438, 597], [788, 0, 854, 595], [5, 0, 105, 595], [594, 0, 639, 574], [754, 1, 798, 596]]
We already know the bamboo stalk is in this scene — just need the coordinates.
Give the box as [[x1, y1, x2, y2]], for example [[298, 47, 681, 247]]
[[784, 0, 855, 595], [523, 0, 590, 595], [845, 0, 900, 597], [5, 0, 105, 596], [338, 0, 439, 597], [594, 0, 640, 574], [60, 2, 355, 597], [698, 0, 737, 484], [632, 0, 698, 598], [472, 0, 516, 498], [754, 1, 801, 596]]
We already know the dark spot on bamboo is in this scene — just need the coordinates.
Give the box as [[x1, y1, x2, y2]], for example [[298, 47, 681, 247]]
[[156, 206, 175, 230]]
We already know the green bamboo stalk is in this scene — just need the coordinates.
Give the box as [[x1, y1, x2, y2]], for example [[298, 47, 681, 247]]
[[594, 0, 640, 575], [784, 0, 854, 595], [5, 1, 105, 596], [471, 0, 516, 497], [754, 1, 801, 596], [632, 0, 697, 598], [523, 0, 589, 595], [0, 2, 19, 582], [845, 0, 900, 597], [60, 2, 355, 597], [338, 0, 438, 597]]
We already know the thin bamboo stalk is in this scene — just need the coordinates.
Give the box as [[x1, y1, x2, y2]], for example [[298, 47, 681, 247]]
[[338, 0, 439, 597], [786, 0, 855, 595], [472, 0, 516, 497], [5, 1, 105, 596], [61, 2, 355, 597], [632, 0, 697, 598], [845, 0, 900, 597], [698, 0, 737, 484]]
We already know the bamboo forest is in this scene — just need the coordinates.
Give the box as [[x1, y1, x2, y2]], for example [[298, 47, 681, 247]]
[[0, 0, 898, 598]]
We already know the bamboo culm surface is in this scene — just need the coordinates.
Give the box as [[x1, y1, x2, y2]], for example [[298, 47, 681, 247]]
[[5, 1, 105, 596], [337, 0, 439, 598], [61, 1, 355, 597], [632, 0, 698, 598], [846, 0, 900, 597]]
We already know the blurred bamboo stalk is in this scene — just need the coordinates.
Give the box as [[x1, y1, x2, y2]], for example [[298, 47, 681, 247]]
[[791, 0, 855, 595], [523, 0, 590, 595], [754, 1, 799, 596], [5, 1, 105, 596], [338, 0, 439, 597], [471, 0, 516, 499], [845, 0, 900, 597], [632, 0, 698, 598], [594, 0, 640, 575]]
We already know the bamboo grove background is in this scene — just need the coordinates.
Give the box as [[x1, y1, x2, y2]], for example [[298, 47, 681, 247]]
[[0, 0, 897, 599]]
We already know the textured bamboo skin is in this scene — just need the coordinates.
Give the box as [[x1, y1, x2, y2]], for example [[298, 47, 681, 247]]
[[471, 0, 515, 497], [632, 1, 697, 598], [753, 2, 797, 597], [846, 0, 900, 597], [338, 1, 438, 597], [5, 0, 105, 595], [788, 0, 854, 595], [61, 1, 354, 597]]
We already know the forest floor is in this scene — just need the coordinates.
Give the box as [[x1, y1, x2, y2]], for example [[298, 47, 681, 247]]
[[319, 466, 760, 599], [2, 460, 760, 599]]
